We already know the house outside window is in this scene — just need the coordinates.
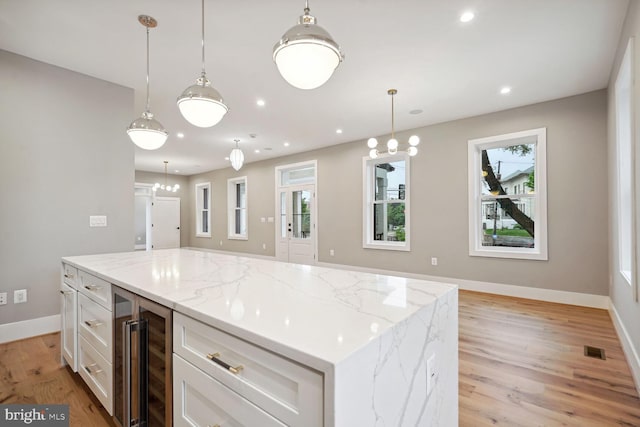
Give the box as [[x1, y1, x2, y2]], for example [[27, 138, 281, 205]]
[[227, 176, 247, 240], [363, 152, 410, 251], [195, 182, 211, 237], [468, 128, 547, 260]]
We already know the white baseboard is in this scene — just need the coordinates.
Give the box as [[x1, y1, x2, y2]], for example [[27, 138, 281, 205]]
[[609, 302, 640, 393], [315, 261, 610, 309], [0, 314, 60, 344]]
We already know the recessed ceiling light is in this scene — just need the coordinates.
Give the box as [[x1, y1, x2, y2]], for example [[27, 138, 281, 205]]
[[500, 86, 512, 95], [336, 129, 343, 134], [176, 132, 185, 138], [224, 157, 229, 161], [254, 149, 260, 153], [409, 109, 423, 115], [284, 141, 290, 147], [460, 11, 475, 23], [256, 99, 265, 107], [174, 169, 180, 173]]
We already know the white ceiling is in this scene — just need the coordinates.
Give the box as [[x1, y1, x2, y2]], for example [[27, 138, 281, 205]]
[[0, 0, 629, 175]]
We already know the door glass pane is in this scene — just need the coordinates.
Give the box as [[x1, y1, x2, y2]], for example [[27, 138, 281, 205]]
[[292, 190, 311, 239], [140, 307, 167, 426], [280, 192, 287, 238], [373, 202, 405, 241]]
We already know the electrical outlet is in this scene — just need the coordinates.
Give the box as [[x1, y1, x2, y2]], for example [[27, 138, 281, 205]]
[[330, 249, 335, 256], [431, 257, 438, 266], [0, 292, 7, 305], [14, 289, 27, 304], [262, 243, 266, 250]]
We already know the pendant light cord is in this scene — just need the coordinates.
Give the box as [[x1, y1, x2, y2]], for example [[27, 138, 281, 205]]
[[164, 161, 168, 186], [201, 0, 206, 79], [390, 92, 395, 139], [145, 24, 151, 112]]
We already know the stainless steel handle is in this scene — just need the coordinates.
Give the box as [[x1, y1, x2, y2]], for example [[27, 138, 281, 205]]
[[124, 320, 133, 427], [84, 284, 102, 291], [84, 363, 102, 375], [84, 319, 103, 328], [206, 352, 244, 374]]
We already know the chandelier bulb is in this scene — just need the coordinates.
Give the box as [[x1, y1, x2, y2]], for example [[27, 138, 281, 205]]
[[369, 149, 379, 159], [367, 138, 378, 148]]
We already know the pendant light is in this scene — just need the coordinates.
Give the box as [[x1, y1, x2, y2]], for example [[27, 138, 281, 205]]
[[127, 15, 168, 150], [273, 0, 344, 90], [177, 0, 228, 127], [153, 161, 180, 192], [367, 89, 420, 159], [229, 139, 244, 171]]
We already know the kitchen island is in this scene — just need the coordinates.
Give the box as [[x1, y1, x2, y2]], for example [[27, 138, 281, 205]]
[[62, 248, 458, 426]]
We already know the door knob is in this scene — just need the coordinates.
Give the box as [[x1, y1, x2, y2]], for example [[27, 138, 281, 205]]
[[176, 226, 180, 230]]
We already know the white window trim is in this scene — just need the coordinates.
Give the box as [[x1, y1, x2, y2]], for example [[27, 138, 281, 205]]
[[615, 38, 635, 287], [227, 176, 248, 240], [195, 182, 211, 238], [362, 152, 411, 251], [467, 128, 548, 260]]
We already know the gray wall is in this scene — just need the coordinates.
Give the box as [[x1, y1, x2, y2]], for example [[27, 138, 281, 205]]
[[608, 0, 640, 379], [188, 90, 609, 296], [135, 170, 190, 248], [0, 50, 134, 325]]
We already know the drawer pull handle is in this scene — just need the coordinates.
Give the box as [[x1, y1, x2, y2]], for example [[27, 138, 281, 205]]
[[84, 284, 102, 292], [59, 290, 74, 295], [207, 353, 243, 374], [84, 364, 102, 375], [64, 273, 74, 279], [208, 425, 220, 427], [84, 319, 103, 328]]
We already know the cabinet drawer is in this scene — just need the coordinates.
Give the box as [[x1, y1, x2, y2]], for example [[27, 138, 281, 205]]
[[78, 293, 112, 363], [78, 335, 113, 415], [78, 270, 112, 309], [174, 313, 323, 427], [173, 354, 285, 427], [62, 264, 78, 288]]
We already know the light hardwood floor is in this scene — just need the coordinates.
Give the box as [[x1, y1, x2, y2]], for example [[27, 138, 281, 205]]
[[1, 290, 639, 426]]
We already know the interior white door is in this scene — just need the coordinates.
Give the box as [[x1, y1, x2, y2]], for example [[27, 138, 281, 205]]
[[152, 197, 180, 249], [277, 185, 315, 264]]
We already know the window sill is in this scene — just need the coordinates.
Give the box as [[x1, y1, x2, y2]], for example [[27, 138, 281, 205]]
[[363, 242, 410, 252], [196, 233, 211, 238], [228, 235, 248, 241], [469, 247, 547, 261]]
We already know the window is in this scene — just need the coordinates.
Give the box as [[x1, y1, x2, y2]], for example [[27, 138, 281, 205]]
[[195, 182, 211, 237], [363, 152, 410, 251], [227, 176, 247, 240], [615, 39, 634, 285], [468, 128, 547, 260]]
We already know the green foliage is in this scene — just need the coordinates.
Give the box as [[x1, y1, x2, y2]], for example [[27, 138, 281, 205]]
[[387, 204, 405, 226], [526, 171, 535, 191], [396, 228, 406, 242], [484, 228, 532, 237], [503, 144, 532, 156]]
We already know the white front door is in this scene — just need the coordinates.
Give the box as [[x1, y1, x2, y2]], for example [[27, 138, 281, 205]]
[[152, 197, 180, 249], [277, 185, 315, 264]]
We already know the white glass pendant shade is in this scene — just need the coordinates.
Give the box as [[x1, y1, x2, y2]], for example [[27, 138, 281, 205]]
[[177, 77, 228, 127], [369, 149, 378, 159], [387, 138, 398, 151], [127, 111, 168, 150], [408, 146, 418, 156], [273, 7, 343, 90], [409, 135, 420, 146], [230, 147, 244, 171], [367, 138, 378, 148]]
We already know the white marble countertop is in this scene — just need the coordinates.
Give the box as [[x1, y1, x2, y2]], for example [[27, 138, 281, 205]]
[[63, 248, 456, 371]]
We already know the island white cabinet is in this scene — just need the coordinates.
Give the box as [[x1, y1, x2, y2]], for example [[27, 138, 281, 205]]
[[63, 248, 459, 426], [173, 312, 323, 426], [60, 263, 78, 371], [60, 263, 113, 415]]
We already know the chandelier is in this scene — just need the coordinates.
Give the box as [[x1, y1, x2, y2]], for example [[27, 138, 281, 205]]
[[273, 0, 344, 90], [153, 161, 180, 192], [177, 0, 228, 127], [367, 89, 420, 158], [127, 15, 168, 150]]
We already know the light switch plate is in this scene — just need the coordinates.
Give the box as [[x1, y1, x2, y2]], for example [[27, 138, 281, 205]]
[[89, 215, 107, 227], [14, 289, 27, 304], [0, 292, 7, 305]]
